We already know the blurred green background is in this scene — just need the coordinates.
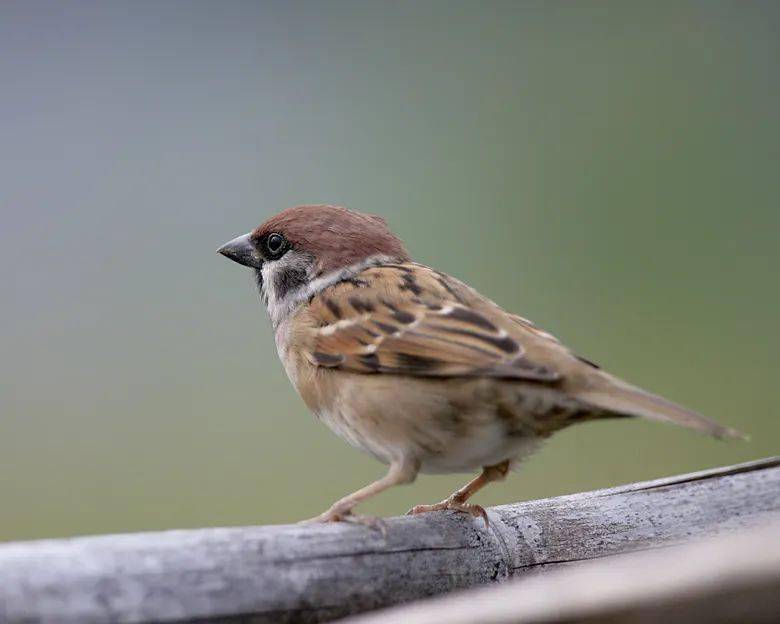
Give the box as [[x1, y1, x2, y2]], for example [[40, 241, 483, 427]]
[[1, 1, 778, 542]]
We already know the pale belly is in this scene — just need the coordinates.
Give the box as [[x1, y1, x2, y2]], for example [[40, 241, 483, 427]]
[[305, 371, 550, 474], [417, 423, 542, 474]]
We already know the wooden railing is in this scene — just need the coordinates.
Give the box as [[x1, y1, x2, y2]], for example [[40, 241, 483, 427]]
[[0, 457, 778, 623]]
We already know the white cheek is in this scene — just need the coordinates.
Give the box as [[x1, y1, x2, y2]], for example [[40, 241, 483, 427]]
[[260, 250, 316, 326], [260, 263, 275, 299]]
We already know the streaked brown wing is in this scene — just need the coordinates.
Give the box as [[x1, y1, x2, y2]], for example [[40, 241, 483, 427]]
[[304, 263, 561, 382]]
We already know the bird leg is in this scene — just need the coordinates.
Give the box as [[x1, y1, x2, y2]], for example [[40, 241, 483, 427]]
[[407, 459, 511, 527], [301, 460, 418, 531]]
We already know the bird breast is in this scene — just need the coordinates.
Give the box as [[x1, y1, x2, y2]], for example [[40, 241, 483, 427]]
[[284, 351, 552, 474]]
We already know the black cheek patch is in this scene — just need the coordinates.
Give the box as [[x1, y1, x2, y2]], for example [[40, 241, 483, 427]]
[[273, 266, 308, 300]]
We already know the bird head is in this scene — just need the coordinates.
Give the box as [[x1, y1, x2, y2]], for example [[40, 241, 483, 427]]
[[217, 204, 409, 322]]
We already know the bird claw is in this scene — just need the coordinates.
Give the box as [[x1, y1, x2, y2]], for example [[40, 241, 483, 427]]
[[407, 498, 489, 528], [299, 508, 387, 535]]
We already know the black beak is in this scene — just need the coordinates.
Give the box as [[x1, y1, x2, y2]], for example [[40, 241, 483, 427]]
[[217, 233, 263, 269]]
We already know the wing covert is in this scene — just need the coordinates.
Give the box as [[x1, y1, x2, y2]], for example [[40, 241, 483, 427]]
[[304, 264, 561, 382]]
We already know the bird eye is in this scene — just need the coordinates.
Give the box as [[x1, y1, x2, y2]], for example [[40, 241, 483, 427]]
[[266, 233, 286, 256]]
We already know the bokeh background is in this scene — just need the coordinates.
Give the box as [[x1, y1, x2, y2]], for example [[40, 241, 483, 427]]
[[2, 1, 778, 542]]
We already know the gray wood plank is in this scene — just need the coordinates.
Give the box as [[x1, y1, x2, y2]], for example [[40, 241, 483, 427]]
[[0, 458, 778, 624], [343, 519, 780, 624]]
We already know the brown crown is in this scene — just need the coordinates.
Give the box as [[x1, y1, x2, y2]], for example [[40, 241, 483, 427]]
[[252, 205, 410, 275]]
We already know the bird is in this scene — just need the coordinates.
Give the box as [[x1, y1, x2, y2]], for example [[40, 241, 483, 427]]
[[217, 204, 743, 527]]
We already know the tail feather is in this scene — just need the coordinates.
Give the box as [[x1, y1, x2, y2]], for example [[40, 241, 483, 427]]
[[578, 375, 746, 440]]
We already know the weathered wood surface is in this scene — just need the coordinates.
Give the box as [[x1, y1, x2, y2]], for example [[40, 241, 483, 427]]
[[0, 458, 778, 624], [344, 519, 780, 624]]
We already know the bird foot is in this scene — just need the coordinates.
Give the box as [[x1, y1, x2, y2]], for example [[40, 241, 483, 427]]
[[299, 507, 387, 534], [407, 497, 489, 528]]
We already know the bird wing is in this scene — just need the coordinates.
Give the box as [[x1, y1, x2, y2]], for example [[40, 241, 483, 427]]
[[301, 262, 743, 439], [303, 263, 566, 382]]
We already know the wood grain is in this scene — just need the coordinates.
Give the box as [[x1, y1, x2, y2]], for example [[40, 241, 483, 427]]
[[344, 519, 780, 624], [0, 458, 777, 624]]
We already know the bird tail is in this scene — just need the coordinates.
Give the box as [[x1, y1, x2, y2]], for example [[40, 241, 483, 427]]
[[577, 374, 746, 440]]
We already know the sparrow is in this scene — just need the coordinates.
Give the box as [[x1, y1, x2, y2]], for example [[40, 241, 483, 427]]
[[217, 204, 743, 526]]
